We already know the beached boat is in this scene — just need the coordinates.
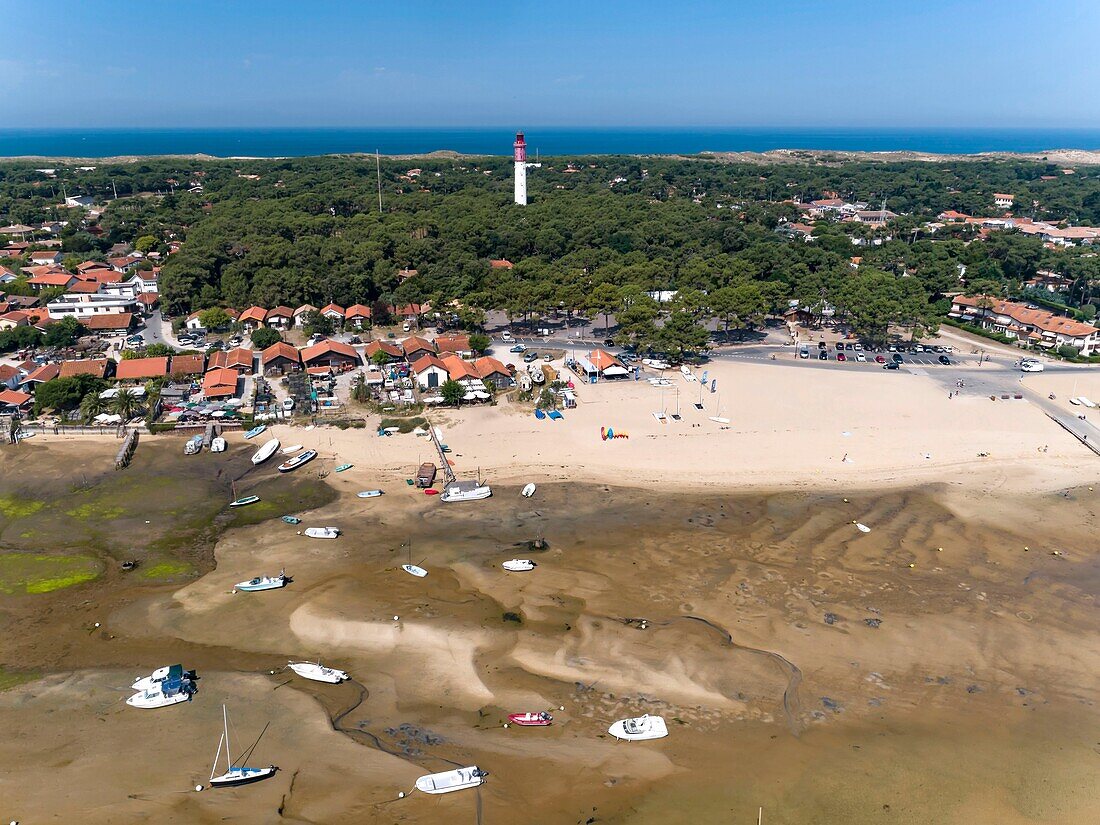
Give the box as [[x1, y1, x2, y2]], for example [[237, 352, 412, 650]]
[[608, 714, 668, 741], [184, 435, 203, 455], [278, 449, 317, 473], [243, 424, 267, 439], [440, 480, 493, 502], [132, 664, 190, 692], [415, 766, 486, 795], [281, 515, 302, 524], [356, 490, 383, 498], [534, 408, 546, 420], [229, 495, 260, 508], [508, 711, 552, 726], [280, 444, 303, 455], [288, 661, 349, 684], [235, 570, 287, 592], [521, 482, 536, 498], [210, 437, 227, 453], [251, 437, 281, 465], [208, 705, 277, 788], [502, 559, 536, 572], [126, 674, 194, 709], [856, 522, 871, 533], [424, 488, 439, 496], [334, 463, 353, 473], [402, 563, 428, 578], [304, 527, 340, 539]]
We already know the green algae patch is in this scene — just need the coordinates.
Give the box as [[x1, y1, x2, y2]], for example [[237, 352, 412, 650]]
[[0, 667, 41, 692], [65, 501, 125, 521], [0, 494, 46, 520], [140, 560, 195, 580], [0, 552, 102, 595]]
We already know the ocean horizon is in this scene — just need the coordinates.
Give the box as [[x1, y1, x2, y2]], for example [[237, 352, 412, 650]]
[[1, 127, 1099, 159]]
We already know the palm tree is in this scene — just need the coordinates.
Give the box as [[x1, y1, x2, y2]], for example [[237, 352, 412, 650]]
[[79, 391, 106, 423], [111, 389, 140, 421]]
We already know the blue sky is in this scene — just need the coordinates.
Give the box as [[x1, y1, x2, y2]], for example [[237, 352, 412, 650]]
[[2, 0, 1098, 128]]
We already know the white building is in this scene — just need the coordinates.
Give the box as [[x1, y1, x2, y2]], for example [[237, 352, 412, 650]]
[[46, 293, 140, 320]]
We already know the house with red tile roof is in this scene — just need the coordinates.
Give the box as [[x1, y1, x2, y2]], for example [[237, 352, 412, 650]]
[[345, 304, 372, 328], [319, 303, 345, 322], [202, 368, 239, 399], [115, 356, 169, 381], [0, 388, 33, 412], [293, 304, 318, 323], [394, 302, 428, 320], [401, 335, 435, 363], [261, 341, 300, 375], [472, 356, 512, 388], [18, 363, 59, 391], [434, 334, 472, 357], [26, 271, 77, 290], [949, 296, 1099, 355], [364, 340, 403, 363], [59, 359, 111, 379], [208, 347, 254, 372], [85, 312, 134, 332], [67, 280, 101, 294], [265, 306, 293, 329], [410, 354, 449, 390], [300, 339, 360, 371], [489, 259, 514, 269], [439, 353, 481, 383], [29, 250, 63, 266], [0, 310, 30, 330], [237, 305, 268, 330], [169, 354, 206, 376]]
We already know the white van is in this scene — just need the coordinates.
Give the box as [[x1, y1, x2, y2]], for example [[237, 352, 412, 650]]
[[1020, 360, 1044, 373], [500, 331, 514, 343]]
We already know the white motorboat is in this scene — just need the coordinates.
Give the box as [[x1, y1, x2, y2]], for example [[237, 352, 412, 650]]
[[440, 480, 492, 502], [243, 424, 266, 439], [304, 527, 340, 540], [521, 483, 536, 498], [278, 449, 317, 473], [210, 437, 227, 453], [402, 564, 428, 578], [126, 672, 194, 709], [235, 570, 288, 592], [415, 766, 486, 795], [608, 714, 668, 741], [856, 522, 871, 533], [281, 444, 303, 455], [502, 559, 536, 572], [184, 435, 202, 455], [208, 705, 276, 788], [251, 437, 281, 465], [356, 490, 384, 498], [131, 663, 187, 692], [288, 661, 349, 684]]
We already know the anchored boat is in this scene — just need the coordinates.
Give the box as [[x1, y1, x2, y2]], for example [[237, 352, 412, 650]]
[[608, 714, 668, 741], [402, 563, 428, 578], [356, 490, 383, 498], [278, 449, 317, 473], [508, 711, 552, 726], [208, 705, 276, 788], [229, 495, 260, 507], [131, 664, 190, 692], [502, 559, 536, 572], [235, 570, 287, 592], [126, 673, 195, 709], [521, 482, 536, 498], [243, 424, 267, 439], [415, 766, 486, 794], [288, 661, 349, 684], [251, 437, 281, 465], [303, 527, 340, 540], [440, 479, 492, 503]]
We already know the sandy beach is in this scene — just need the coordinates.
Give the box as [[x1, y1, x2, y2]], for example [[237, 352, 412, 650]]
[[2, 357, 1099, 824]]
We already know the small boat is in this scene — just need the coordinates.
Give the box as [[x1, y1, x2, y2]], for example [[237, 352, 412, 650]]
[[126, 674, 194, 709], [304, 527, 340, 540], [402, 564, 428, 578], [210, 436, 227, 453], [131, 663, 188, 692], [334, 463, 353, 473], [547, 410, 563, 420], [235, 569, 287, 592], [608, 714, 668, 741], [521, 483, 536, 498], [281, 444, 303, 455], [502, 559, 536, 572], [356, 490, 383, 498], [534, 408, 546, 420], [508, 711, 552, 726], [281, 515, 302, 524], [415, 766, 486, 795], [243, 424, 267, 439], [251, 437, 281, 465], [229, 495, 261, 508], [440, 480, 493, 502], [278, 449, 317, 473], [184, 435, 203, 455], [424, 488, 439, 496], [288, 661, 349, 684], [208, 705, 276, 788], [708, 416, 731, 424], [856, 522, 871, 533]]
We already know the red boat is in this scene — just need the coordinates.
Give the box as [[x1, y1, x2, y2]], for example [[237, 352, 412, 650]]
[[424, 488, 439, 496], [508, 712, 552, 727]]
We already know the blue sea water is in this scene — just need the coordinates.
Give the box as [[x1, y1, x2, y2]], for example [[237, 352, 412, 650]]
[[1, 127, 1099, 158]]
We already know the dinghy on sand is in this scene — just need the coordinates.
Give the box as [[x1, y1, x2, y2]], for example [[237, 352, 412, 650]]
[[288, 661, 349, 684], [278, 449, 317, 473], [402, 564, 428, 578], [502, 559, 536, 572], [235, 570, 287, 592], [251, 437, 280, 465], [521, 482, 536, 498], [356, 490, 383, 498], [229, 495, 260, 507], [608, 714, 668, 741], [280, 444, 303, 455], [243, 424, 266, 439], [856, 522, 871, 533], [210, 437, 226, 453], [415, 766, 486, 794], [303, 527, 340, 539], [508, 711, 552, 726]]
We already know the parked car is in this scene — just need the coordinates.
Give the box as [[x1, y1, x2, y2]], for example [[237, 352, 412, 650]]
[[837, 352, 847, 362], [884, 362, 900, 370], [818, 341, 827, 350], [875, 355, 886, 363], [349, 336, 362, 344], [544, 353, 553, 361], [938, 355, 951, 365], [509, 343, 527, 353], [835, 342, 844, 351], [604, 338, 615, 347], [892, 353, 904, 363], [856, 352, 866, 362], [282, 398, 295, 411], [818, 351, 828, 360], [523, 351, 538, 363], [501, 331, 514, 342], [799, 346, 810, 359]]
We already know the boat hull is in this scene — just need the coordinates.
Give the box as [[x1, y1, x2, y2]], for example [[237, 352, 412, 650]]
[[415, 766, 485, 794], [304, 528, 340, 539], [521, 483, 536, 498], [356, 490, 383, 498], [251, 438, 280, 465], [502, 559, 535, 572], [210, 766, 277, 787], [289, 663, 348, 683], [278, 450, 317, 473], [229, 496, 260, 507], [608, 715, 668, 741], [508, 712, 552, 726], [235, 577, 286, 592], [402, 564, 428, 578]]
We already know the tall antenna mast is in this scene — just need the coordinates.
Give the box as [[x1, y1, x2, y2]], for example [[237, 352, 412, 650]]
[[112, 179, 118, 200], [376, 150, 383, 213]]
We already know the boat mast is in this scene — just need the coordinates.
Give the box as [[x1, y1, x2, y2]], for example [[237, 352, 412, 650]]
[[209, 732, 224, 782], [223, 704, 232, 772]]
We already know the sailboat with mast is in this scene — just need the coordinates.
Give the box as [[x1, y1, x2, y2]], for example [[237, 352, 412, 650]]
[[208, 704, 277, 788]]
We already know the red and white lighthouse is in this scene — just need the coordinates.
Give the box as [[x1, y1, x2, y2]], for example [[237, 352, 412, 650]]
[[513, 132, 527, 205]]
